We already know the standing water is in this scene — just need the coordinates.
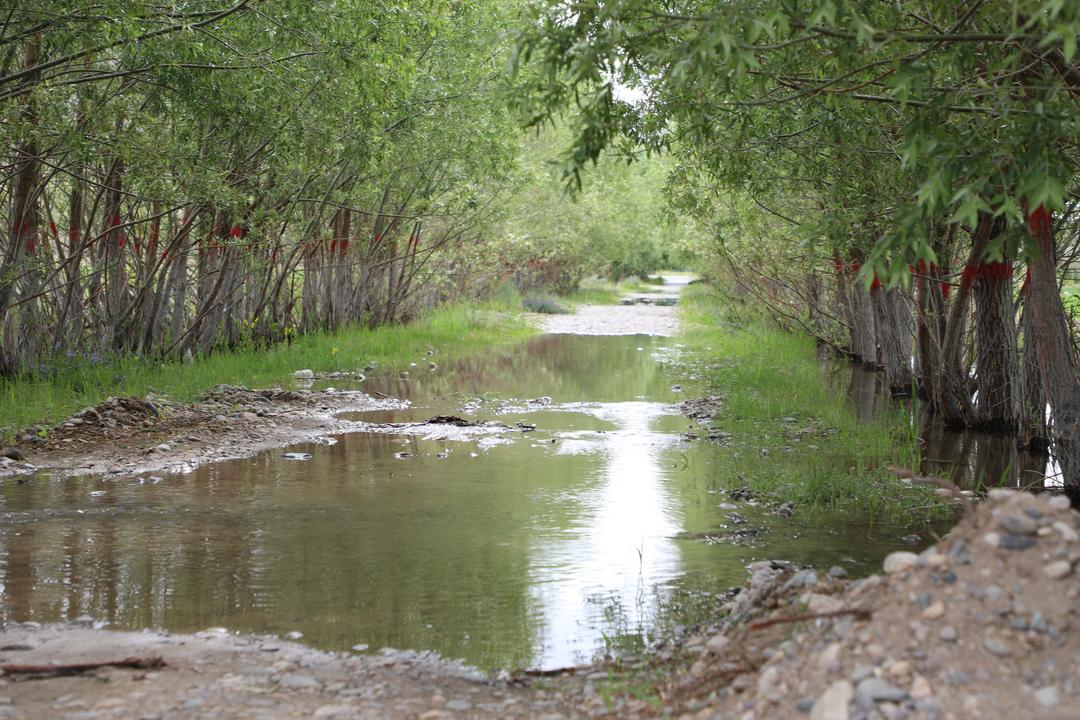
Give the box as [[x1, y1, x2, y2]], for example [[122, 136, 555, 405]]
[[0, 285, 943, 671]]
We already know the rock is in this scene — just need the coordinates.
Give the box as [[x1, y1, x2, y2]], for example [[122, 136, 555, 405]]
[[757, 666, 786, 702], [982, 636, 1011, 657], [854, 677, 908, 709], [428, 362, 438, 371], [1053, 521, 1079, 542], [284, 631, 303, 640], [999, 534, 1036, 551], [314, 706, 356, 719], [900, 534, 920, 545], [350, 644, 369, 652], [281, 452, 312, 461], [1001, 514, 1038, 535], [278, 673, 321, 690], [828, 566, 849, 578], [777, 501, 795, 517], [445, 700, 473, 712], [1043, 560, 1072, 579], [910, 674, 932, 699], [938, 625, 957, 642], [882, 551, 918, 574], [1049, 495, 1072, 511], [810, 680, 853, 720], [1, 448, 24, 462], [796, 698, 815, 714], [987, 488, 1019, 503], [921, 601, 945, 620], [816, 642, 842, 672], [1033, 686, 1060, 708], [706, 634, 730, 655], [293, 369, 315, 379], [154, 443, 170, 453], [803, 592, 843, 614]]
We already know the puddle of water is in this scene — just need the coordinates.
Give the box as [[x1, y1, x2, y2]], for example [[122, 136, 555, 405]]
[[0, 334, 943, 671]]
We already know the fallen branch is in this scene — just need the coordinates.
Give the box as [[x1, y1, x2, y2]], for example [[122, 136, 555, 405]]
[[0, 656, 165, 676], [887, 465, 974, 513], [749, 608, 871, 630]]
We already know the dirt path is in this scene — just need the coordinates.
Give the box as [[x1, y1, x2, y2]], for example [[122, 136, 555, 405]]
[[533, 303, 679, 337], [0, 625, 589, 719]]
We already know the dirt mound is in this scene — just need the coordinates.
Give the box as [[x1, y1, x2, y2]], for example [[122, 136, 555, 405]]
[[659, 489, 1079, 719]]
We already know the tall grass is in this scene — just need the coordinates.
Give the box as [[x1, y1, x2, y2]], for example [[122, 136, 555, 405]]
[[0, 303, 534, 435], [678, 284, 942, 518]]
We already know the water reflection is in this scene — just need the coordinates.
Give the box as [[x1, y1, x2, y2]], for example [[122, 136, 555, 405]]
[[2, 334, 947, 671], [825, 360, 1053, 491]]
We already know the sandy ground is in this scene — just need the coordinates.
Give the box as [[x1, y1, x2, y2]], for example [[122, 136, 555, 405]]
[[0, 386, 405, 482], [533, 304, 678, 336]]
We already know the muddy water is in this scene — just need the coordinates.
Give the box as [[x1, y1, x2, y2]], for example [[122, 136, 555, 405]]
[[1, 334, 941, 671]]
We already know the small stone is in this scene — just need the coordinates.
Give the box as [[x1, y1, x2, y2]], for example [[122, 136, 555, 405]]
[[1001, 514, 1038, 535], [924, 553, 948, 568], [982, 532, 1001, 547], [284, 631, 303, 640], [445, 700, 473, 712], [278, 673, 321, 690], [817, 642, 842, 672], [757, 666, 786, 702], [987, 488, 1019, 503], [855, 677, 908, 709], [982, 636, 1011, 657], [810, 680, 853, 720], [921, 601, 945, 620], [706, 634, 730, 655], [885, 660, 911, 682], [883, 552, 919, 574], [1049, 495, 1072, 511], [1053, 521, 1079, 542], [1033, 686, 1059, 708], [1043, 560, 1072, 579], [314, 706, 355, 719], [999, 534, 1036, 551], [828, 566, 849, 578], [803, 592, 843, 614], [910, 674, 932, 699], [796, 697, 815, 714], [293, 369, 315, 379], [350, 644, 369, 652]]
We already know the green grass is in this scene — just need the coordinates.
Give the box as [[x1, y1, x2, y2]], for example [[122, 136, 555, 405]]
[[678, 284, 943, 517], [0, 303, 535, 436]]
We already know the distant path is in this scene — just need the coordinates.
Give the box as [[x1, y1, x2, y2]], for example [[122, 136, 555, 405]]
[[537, 303, 678, 336], [536, 273, 690, 336]]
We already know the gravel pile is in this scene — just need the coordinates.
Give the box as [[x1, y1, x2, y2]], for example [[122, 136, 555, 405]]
[[663, 489, 1079, 719]]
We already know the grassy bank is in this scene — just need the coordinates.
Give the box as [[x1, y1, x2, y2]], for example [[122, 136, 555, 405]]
[[0, 304, 534, 435], [678, 284, 942, 517]]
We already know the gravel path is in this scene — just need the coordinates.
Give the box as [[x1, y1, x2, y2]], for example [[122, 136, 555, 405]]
[[534, 304, 679, 336]]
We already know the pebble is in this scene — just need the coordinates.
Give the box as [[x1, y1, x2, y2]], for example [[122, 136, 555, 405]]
[[982, 532, 1001, 547], [882, 552, 918, 574], [706, 634, 730, 655], [910, 675, 932, 699], [278, 673, 321, 690], [1001, 514, 1039, 535], [1053, 521, 1079, 542], [1043, 560, 1072, 579], [796, 697, 815, 714], [810, 679, 853, 720], [757, 666, 786, 702], [921, 601, 945, 620], [999, 534, 1036, 551], [854, 677, 908, 710], [445, 700, 473, 711], [828, 566, 849, 578], [1049, 495, 1072, 511], [293, 369, 314, 379], [1033, 686, 1060, 708], [803, 593, 843, 614], [817, 643, 842, 672], [982, 636, 1011, 657]]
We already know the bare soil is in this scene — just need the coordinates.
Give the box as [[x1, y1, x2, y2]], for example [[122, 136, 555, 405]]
[[533, 304, 678, 336], [0, 385, 402, 481]]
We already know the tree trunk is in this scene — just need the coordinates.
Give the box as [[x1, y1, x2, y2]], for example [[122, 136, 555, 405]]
[[1025, 207, 1080, 498]]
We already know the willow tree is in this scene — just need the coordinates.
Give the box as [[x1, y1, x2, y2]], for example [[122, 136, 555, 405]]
[[514, 0, 1080, 492]]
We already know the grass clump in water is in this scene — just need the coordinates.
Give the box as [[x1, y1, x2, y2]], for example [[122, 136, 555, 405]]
[[678, 284, 943, 519], [0, 303, 534, 435]]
